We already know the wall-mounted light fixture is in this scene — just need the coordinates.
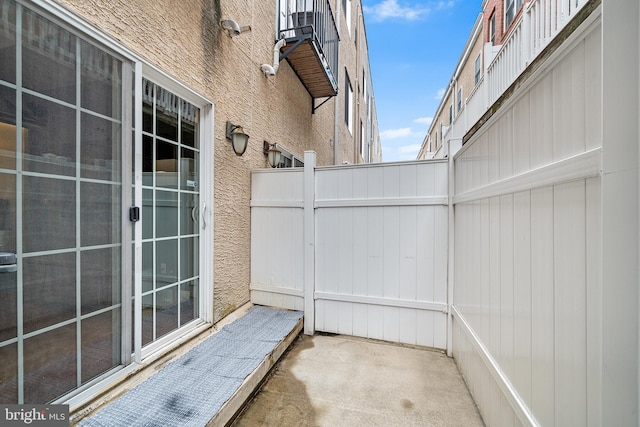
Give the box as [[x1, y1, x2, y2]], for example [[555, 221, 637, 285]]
[[221, 19, 251, 37], [226, 121, 249, 156], [263, 141, 282, 168]]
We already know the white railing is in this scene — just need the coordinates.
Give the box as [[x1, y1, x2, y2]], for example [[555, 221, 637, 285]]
[[446, 0, 589, 145], [487, 14, 524, 103], [464, 75, 486, 130], [487, 0, 588, 103]]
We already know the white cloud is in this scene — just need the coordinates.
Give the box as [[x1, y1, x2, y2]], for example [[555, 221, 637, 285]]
[[363, 0, 430, 22], [434, 87, 446, 100], [363, 0, 455, 22], [380, 127, 412, 139], [414, 116, 433, 125], [436, 1, 456, 9]]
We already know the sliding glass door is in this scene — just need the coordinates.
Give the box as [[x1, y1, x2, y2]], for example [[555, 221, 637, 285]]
[[0, 0, 211, 404], [137, 79, 201, 350], [0, 1, 123, 403]]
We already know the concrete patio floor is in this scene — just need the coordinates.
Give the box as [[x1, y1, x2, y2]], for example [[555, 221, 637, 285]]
[[232, 333, 485, 427]]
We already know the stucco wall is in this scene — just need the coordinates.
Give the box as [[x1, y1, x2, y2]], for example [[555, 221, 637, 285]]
[[56, 0, 337, 321], [456, 33, 484, 116]]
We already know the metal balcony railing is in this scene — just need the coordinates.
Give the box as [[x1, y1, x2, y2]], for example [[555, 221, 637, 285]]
[[278, 0, 339, 99]]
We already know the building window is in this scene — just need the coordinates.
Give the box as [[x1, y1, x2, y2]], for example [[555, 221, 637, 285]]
[[449, 105, 453, 125], [457, 88, 462, 113], [489, 12, 496, 44], [359, 120, 365, 159], [345, 70, 353, 134], [474, 53, 482, 85], [274, 145, 303, 168], [505, 0, 523, 29], [343, 0, 352, 36], [362, 70, 367, 101]]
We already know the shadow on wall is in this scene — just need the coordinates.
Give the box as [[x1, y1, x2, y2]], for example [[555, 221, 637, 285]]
[[201, 0, 222, 62]]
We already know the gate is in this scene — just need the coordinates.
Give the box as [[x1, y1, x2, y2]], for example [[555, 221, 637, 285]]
[[250, 153, 449, 349]]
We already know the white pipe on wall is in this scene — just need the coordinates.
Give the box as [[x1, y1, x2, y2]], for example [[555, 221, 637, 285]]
[[261, 39, 286, 77]]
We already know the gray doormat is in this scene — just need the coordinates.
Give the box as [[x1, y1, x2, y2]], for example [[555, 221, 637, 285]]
[[79, 306, 303, 426]]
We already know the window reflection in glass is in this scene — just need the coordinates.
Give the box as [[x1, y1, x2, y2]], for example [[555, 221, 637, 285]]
[[0, 86, 17, 170], [0, 0, 16, 84], [180, 100, 199, 149], [156, 140, 178, 189], [156, 239, 178, 286], [81, 247, 121, 315], [142, 241, 153, 293], [180, 236, 198, 281], [81, 40, 122, 119], [23, 176, 75, 253], [156, 190, 178, 238], [180, 279, 198, 326], [156, 286, 178, 339], [22, 8, 76, 104], [81, 113, 121, 181], [23, 324, 76, 403], [81, 309, 121, 383], [22, 94, 76, 177], [81, 182, 121, 247], [0, 343, 17, 403], [23, 253, 75, 334], [180, 148, 198, 192], [142, 293, 153, 346], [180, 193, 198, 236], [155, 87, 178, 142]]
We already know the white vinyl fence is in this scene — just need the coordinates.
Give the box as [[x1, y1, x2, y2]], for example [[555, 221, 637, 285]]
[[248, 3, 640, 426], [451, 10, 602, 427], [314, 161, 448, 347], [444, 0, 591, 150], [251, 158, 450, 348], [250, 168, 305, 311]]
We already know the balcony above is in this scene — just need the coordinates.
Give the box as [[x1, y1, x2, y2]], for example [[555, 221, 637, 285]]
[[278, 0, 339, 99]]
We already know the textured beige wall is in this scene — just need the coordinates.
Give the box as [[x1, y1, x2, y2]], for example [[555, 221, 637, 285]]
[[428, 91, 453, 154], [57, 0, 337, 321], [425, 22, 483, 155], [456, 33, 484, 116], [331, 0, 377, 165]]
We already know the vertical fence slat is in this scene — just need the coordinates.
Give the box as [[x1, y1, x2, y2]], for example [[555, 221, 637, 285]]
[[303, 151, 316, 335]]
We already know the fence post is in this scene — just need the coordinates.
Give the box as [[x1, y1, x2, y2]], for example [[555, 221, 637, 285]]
[[446, 140, 457, 357], [601, 1, 639, 423], [303, 151, 316, 335], [522, 3, 531, 69]]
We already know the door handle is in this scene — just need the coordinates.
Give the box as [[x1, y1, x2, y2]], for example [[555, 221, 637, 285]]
[[201, 202, 207, 230], [0, 264, 17, 273]]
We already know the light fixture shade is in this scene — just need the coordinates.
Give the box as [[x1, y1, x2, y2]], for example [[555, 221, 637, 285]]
[[267, 145, 281, 168], [226, 121, 249, 156], [231, 132, 249, 156]]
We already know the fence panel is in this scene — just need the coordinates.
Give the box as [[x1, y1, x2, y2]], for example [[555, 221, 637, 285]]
[[314, 161, 449, 348], [250, 159, 450, 348], [451, 14, 602, 427], [250, 169, 305, 311]]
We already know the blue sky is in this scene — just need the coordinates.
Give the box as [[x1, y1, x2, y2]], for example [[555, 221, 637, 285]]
[[362, 0, 481, 161]]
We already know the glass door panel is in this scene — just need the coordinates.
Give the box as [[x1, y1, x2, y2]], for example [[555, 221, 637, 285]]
[[0, 1, 123, 403], [136, 79, 200, 350]]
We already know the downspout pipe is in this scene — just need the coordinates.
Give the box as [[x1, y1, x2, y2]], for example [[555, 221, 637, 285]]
[[333, 0, 342, 165], [261, 38, 287, 76]]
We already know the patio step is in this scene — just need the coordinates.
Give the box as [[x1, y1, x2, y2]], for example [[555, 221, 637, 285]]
[[77, 306, 303, 427]]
